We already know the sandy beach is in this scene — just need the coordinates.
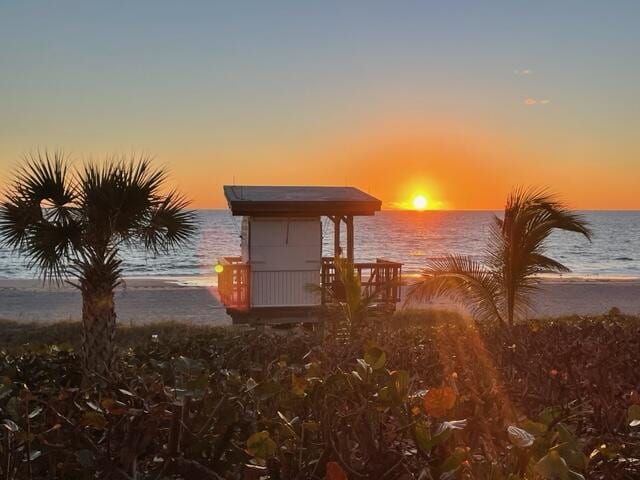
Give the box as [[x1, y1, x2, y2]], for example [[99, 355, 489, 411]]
[[0, 276, 639, 325]]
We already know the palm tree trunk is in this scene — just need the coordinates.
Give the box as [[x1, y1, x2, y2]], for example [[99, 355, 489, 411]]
[[507, 286, 516, 326], [81, 280, 116, 376]]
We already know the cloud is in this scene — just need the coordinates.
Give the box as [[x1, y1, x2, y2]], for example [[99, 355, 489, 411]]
[[514, 69, 532, 76], [523, 97, 551, 106]]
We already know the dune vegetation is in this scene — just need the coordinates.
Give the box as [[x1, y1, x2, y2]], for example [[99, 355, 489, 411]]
[[0, 309, 639, 479]]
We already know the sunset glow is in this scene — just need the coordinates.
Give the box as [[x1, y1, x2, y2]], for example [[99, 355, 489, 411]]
[[0, 3, 639, 210], [412, 195, 428, 211]]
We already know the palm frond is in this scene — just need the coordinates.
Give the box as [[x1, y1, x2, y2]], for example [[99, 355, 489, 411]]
[[0, 194, 42, 250], [407, 254, 504, 324], [139, 191, 196, 253], [0, 151, 79, 282], [484, 187, 592, 324], [14, 151, 77, 207]]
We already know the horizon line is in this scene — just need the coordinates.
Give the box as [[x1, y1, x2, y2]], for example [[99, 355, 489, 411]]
[[193, 207, 640, 212]]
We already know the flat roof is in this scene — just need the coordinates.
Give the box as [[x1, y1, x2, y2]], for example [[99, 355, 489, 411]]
[[223, 185, 382, 216]]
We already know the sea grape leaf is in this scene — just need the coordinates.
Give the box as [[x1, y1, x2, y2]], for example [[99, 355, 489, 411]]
[[305, 362, 323, 379], [538, 406, 563, 426], [507, 425, 535, 448], [246, 431, 277, 460], [440, 447, 467, 477], [253, 380, 281, 401], [246, 378, 258, 391], [390, 370, 410, 398], [364, 346, 386, 370], [423, 386, 456, 418], [326, 461, 348, 480], [535, 450, 585, 480], [521, 418, 548, 436], [81, 411, 108, 429], [414, 419, 432, 453], [628, 404, 640, 427], [555, 424, 587, 471], [291, 373, 308, 397], [186, 373, 209, 392]]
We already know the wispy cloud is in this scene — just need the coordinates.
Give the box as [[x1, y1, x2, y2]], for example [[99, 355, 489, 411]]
[[523, 97, 551, 106], [514, 68, 532, 76]]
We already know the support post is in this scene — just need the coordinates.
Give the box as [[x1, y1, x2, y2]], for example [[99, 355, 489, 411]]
[[333, 216, 341, 258], [346, 215, 354, 262]]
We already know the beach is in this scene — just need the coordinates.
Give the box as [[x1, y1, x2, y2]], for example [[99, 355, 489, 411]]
[[1, 276, 639, 325]]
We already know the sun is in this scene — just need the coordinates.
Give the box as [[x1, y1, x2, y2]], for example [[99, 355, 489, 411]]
[[412, 195, 428, 211]]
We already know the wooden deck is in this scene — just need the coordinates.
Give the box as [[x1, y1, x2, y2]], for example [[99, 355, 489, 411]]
[[320, 257, 402, 303], [218, 256, 402, 312]]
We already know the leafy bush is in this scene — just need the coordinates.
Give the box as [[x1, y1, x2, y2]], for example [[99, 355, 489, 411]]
[[0, 312, 639, 479]]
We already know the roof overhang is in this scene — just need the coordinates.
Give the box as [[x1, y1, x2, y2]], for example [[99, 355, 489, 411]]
[[223, 185, 382, 217]]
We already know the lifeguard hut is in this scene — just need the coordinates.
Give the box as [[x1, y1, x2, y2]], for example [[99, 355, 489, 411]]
[[217, 186, 402, 324]]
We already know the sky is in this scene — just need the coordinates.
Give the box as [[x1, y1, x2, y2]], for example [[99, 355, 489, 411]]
[[1, 1, 639, 209]]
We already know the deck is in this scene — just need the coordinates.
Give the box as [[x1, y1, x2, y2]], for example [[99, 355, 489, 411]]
[[217, 256, 402, 312]]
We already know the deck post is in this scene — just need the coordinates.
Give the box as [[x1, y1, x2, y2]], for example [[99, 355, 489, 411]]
[[346, 215, 354, 261], [333, 215, 341, 257]]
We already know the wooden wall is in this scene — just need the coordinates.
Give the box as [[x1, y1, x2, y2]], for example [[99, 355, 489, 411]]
[[246, 217, 322, 307]]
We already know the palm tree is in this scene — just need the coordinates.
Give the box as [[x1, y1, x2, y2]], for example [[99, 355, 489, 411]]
[[0, 152, 196, 374], [317, 257, 397, 338], [407, 188, 592, 326]]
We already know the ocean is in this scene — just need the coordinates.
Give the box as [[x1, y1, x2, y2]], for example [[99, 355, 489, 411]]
[[0, 210, 638, 281]]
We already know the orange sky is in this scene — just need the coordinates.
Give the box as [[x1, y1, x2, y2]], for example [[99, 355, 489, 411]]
[[163, 117, 639, 210]]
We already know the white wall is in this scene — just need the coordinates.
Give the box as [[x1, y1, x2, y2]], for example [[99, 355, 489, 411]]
[[248, 217, 321, 307], [251, 270, 320, 306]]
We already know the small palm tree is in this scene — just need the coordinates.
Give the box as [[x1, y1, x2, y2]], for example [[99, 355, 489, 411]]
[[0, 152, 196, 374], [407, 188, 592, 326], [317, 257, 396, 338]]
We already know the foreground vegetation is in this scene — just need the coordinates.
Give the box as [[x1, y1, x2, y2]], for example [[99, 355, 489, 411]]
[[0, 152, 195, 375], [0, 311, 639, 479]]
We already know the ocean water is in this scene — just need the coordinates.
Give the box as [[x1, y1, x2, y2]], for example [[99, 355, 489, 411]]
[[0, 210, 638, 280]]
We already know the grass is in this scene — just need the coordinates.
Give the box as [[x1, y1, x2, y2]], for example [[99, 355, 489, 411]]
[[0, 318, 237, 352], [1, 307, 636, 352]]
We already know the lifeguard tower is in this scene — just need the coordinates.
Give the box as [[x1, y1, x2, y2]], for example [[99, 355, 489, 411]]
[[217, 186, 401, 324]]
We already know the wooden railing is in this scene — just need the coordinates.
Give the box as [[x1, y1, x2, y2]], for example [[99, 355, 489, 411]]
[[218, 256, 402, 311], [217, 256, 250, 309], [321, 257, 402, 304]]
